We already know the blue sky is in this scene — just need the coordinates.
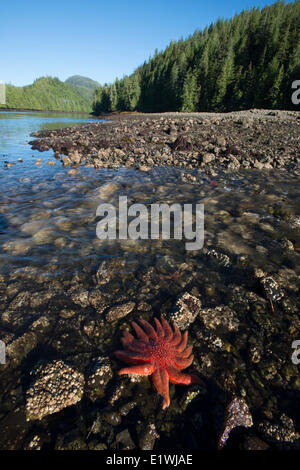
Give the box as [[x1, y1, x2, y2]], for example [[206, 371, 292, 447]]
[[1, 0, 288, 86]]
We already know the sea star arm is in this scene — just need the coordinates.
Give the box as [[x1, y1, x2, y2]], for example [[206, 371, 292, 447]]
[[139, 319, 158, 341], [160, 316, 173, 341], [170, 323, 182, 346], [131, 321, 150, 343], [180, 344, 193, 359], [114, 350, 152, 364], [118, 363, 155, 375], [121, 330, 135, 344], [173, 354, 194, 369], [176, 331, 188, 352], [122, 339, 151, 354], [167, 366, 205, 387], [154, 317, 165, 337], [152, 367, 170, 409]]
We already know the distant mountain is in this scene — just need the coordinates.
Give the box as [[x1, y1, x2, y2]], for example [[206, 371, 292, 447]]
[[65, 75, 100, 100], [66, 75, 100, 89], [1, 76, 92, 112]]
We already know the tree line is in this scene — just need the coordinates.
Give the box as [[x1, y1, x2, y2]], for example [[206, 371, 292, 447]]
[[93, 1, 300, 114], [1, 77, 92, 112]]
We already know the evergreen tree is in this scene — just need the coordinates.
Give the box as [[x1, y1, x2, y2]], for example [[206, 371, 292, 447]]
[[213, 44, 235, 110], [181, 69, 198, 112], [270, 63, 285, 107]]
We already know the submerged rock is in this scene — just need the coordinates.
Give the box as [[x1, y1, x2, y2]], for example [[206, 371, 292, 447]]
[[96, 182, 119, 199], [102, 410, 122, 426], [114, 429, 135, 450], [199, 305, 239, 332], [5, 332, 38, 369], [86, 356, 113, 402], [70, 288, 90, 307], [95, 259, 124, 285], [179, 385, 204, 411], [168, 292, 201, 329], [88, 289, 108, 314], [258, 414, 300, 449], [0, 409, 29, 450], [218, 397, 253, 449], [138, 422, 160, 450], [55, 428, 88, 450], [26, 360, 84, 421], [260, 276, 284, 302], [241, 435, 270, 450], [207, 249, 231, 267], [106, 301, 135, 322]]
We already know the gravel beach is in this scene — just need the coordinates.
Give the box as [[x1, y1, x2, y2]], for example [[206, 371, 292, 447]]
[[29, 109, 300, 173]]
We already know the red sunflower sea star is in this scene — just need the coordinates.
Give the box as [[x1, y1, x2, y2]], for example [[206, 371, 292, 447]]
[[113, 316, 204, 409]]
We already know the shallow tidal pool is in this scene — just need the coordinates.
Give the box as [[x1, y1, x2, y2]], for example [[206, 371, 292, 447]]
[[0, 111, 300, 450]]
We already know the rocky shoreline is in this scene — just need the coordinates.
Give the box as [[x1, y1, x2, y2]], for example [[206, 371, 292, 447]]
[[29, 109, 300, 173]]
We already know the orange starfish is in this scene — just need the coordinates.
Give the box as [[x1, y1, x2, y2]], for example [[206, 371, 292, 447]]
[[113, 316, 204, 409]]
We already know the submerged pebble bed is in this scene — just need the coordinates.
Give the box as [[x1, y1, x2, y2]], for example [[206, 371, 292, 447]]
[[0, 161, 299, 450]]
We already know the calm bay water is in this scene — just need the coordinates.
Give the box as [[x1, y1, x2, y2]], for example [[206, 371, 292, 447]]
[[0, 111, 102, 176]]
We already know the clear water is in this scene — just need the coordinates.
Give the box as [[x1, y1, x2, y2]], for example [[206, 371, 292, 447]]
[[0, 111, 102, 175], [0, 111, 299, 450]]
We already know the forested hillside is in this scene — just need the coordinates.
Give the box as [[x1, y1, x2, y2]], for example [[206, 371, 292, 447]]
[[93, 0, 300, 113], [1, 77, 92, 112]]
